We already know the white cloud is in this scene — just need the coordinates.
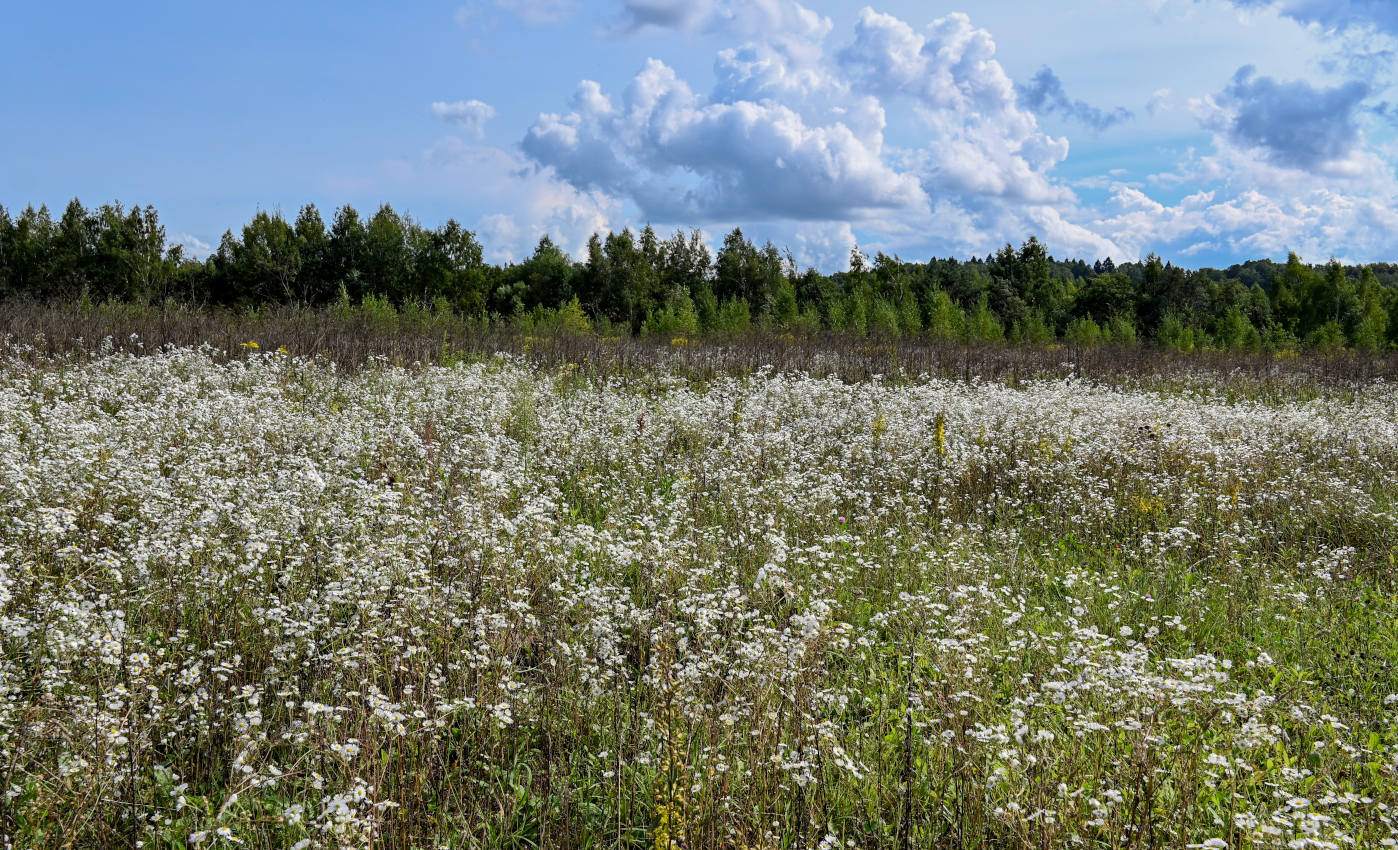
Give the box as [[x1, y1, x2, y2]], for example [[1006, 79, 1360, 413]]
[[430, 100, 497, 138], [838, 11, 1075, 205], [789, 221, 858, 270], [520, 5, 1128, 260], [1194, 66, 1371, 173], [475, 213, 522, 257], [838, 10, 1031, 121], [521, 58, 925, 222], [399, 136, 621, 262], [171, 233, 214, 260], [1095, 163, 1398, 263], [613, 0, 831, 60], [713, 42, 833, 103], [467, 1, 1398, 266]]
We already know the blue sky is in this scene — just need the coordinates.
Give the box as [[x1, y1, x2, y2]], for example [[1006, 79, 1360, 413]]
[[3, 0, 1396, 270]]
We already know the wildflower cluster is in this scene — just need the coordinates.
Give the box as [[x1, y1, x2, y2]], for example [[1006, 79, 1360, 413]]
[[0, 345, 1396, 848]]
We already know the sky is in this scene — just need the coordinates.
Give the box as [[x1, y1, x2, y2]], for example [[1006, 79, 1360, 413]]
[[3, 0, 1397, 270]]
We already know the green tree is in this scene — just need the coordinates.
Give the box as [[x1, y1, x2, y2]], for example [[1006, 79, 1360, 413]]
[[1158, 313, 1196, 352], [0, 205, 11, 298], [6, 205, 56, 298], [1018, 310, 1055, 345], [293, 205, 332, 304], [1017, 236, 1064, 322], [1211, 308, 1260, 350], [50, 199, 95, 299], [924, 290, 965, 342], [715, 228, 756, 306], [1306, 319, 1346, 352], [869, 298, 901, 337], [327, 206, 369, 300], [1351, 268, 1389, 352], [751, 241, 786, 319], [232, 210, 301, 304], [363, 205, 409, 301], [1072, 272, 1135, 324], [693, 282, 719, 332], [441, 220, 487, 314], [642, 290, 701, 338], [516, 235, 575, 309], [1105, 315, 1137, 345], [1271, 253, 1309, 333], [576, 233, 608, 318], [714, 297, 752, 334], [601, 228, 657, 331], [896, 294, 922, 336], [771, 274, 799, 328], [660, 228, 711, 301], [1064, 317, 1103, 347], [965, 295, 1004, 343]]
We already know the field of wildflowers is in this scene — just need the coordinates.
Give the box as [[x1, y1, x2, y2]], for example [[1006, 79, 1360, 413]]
[[1, 343, 1396, 848]]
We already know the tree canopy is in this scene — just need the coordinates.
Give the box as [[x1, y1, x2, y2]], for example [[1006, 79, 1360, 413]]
[[3, 198, 1397, 351]]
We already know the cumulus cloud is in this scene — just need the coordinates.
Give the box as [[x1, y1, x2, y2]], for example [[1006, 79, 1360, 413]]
[[610, 0, 834, 77], [837, 10, 1074, 208], [712, 42, 835, 104], [787, 221, 858, 270], [1195, 66, 1369, 172], [521, 58, 924, 221], [430, 100, 497, 138], [1016, 67, 1133, 131], [397, 136, 621, 262], [489, 2, 1398, 266], [1094, 178, 1398, 263], [517, 5, 1140, 260], [1105, 62, 1398, 263]]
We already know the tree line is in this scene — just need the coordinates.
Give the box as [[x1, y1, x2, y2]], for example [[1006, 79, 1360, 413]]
[[3, 199, 1397, 351]]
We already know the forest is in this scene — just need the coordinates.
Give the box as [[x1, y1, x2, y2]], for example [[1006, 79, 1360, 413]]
[[3, 198, 1396, 351]]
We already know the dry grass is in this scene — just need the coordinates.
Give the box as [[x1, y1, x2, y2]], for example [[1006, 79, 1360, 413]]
[[3, 298, 1396, 390]]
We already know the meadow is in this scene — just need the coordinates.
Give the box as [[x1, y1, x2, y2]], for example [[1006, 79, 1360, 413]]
[[1, 340, 1397, 849]]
